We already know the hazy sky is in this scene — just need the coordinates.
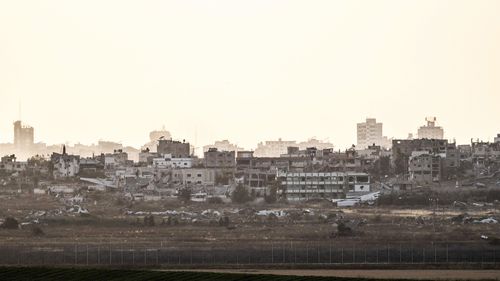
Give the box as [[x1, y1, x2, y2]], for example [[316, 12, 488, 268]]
[[0, 0, 499, 150]]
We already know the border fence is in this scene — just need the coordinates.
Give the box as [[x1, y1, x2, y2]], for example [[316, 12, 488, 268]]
[[0, 242, 498, 268]]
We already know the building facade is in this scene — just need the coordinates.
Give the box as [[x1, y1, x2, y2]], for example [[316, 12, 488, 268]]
[[357, 118, 390, 149], [417, 117, 444, 139], [408, 152, 441, 184], [203, 140, 242, 153], [279, 172, 370, 201], [13, 120, 34, 152], [157, 139, 190, 158], [204, 148, 236, 168], [254, 138, 297, 157]]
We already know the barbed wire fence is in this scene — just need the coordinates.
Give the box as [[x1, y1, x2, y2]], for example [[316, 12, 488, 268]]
[[0, 242, 498, 267]]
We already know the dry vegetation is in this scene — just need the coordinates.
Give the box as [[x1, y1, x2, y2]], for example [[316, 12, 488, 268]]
[[1, 187, 500, 251]]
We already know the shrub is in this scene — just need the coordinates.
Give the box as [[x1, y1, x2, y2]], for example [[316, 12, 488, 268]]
[[231, 184, 252, 204], [143, 215, 155, 226], [178, 188, 192, 202], [264, 185, 277, 204], [207, 197, 224, 204], [1, 217, 19, 229], [31, 226, 44, 236]]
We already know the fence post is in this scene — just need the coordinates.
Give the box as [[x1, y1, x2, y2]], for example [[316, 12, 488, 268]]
[[434, 245, 437, 263], [271, 243, 274, 264], [364, 247, 367, 264], [318, 244, 320, 264], [341, 247, 344, 264], [306, 244, 309, 264], [281, 244, 286, 264], [353, 245, 355, 263], [329, 243, 332, 264], [387, 245, 389, 264], [399, 244, 402, 264], [446, 244, 449, 263]]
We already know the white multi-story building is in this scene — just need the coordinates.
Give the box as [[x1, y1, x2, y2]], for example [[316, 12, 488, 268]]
[[152, 154, 193, 169], [417, 117, 444, 139], [254, 138, 297, 157], [203, 140, 243, 153], [357, 118, 390, 149], [495, 134, 500, 144], [297, 138, 333, 150], [279, 172, 370, 201]]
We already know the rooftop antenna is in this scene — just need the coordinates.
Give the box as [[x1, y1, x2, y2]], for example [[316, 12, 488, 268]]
[[18, 100, 22, 121], [194, 126, 198, 156]]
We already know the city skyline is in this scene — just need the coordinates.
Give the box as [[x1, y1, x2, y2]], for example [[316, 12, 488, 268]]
[[0, 115, 498, 154]]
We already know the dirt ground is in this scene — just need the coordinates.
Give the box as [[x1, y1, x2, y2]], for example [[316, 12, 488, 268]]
[[1, 189, 500, 249], [187, 269, 500, 280]]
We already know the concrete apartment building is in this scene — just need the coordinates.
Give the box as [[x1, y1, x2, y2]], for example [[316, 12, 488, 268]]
[[254, 138, 297, 157], [171, 168, 216, 186], [417, 117, 444, 139], [51, 147, 80, 179], [204, 148, 236, 169], [152, 155, 193, 169], [157, 139, 190, 158], [392, 138, 448, 174], [357, 118, 390, 149], [297, 138, 333, 150], [13, 120, 34, 150], [279, 172, 370, 201], [408, 152, 441, 184], [203, 140, 242, 153]]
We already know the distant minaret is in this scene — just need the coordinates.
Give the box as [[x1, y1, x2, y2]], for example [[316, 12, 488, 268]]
[[63, 145, 66, 155], [18, 100, 22, 121]]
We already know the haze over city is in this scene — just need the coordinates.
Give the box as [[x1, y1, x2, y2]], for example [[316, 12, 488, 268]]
[[1, 1, 500, 280], [1, 0, 499, 150]]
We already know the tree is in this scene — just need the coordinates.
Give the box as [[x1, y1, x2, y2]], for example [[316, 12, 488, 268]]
[[178, 187, 192, 202], [264, 184, 277, 204], [144, 215, 155, 226], [1, 217, 19, 229], [231, 184, 251, 204]]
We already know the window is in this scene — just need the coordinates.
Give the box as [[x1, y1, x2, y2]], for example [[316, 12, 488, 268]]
[[197, 174, 202, 177], [356, 176, 369, 183]]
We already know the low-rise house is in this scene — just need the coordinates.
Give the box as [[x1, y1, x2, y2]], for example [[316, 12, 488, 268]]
[[171, 168, 216, 187], [0, 154, 27, 173]]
